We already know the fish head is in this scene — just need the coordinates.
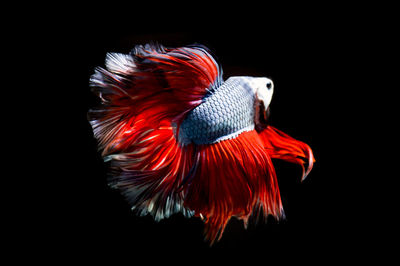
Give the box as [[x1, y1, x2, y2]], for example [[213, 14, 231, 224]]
[[244, 77, 274, 128]]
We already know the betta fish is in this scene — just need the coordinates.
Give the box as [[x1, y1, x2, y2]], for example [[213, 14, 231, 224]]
[[88, 43, 315, 245]]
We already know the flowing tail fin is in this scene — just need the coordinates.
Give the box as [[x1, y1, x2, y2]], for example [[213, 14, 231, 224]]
[[88, 43, 222, 220]]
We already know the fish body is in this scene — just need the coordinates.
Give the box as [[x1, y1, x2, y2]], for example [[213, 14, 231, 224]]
[[89, 43, 314, 244], [179, 76, 262, 145]]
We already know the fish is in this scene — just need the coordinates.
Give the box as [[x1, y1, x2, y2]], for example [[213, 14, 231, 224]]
[[88, 43, 315, 245]]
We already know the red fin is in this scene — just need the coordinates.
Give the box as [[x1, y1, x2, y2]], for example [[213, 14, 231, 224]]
[[183, 130, 284, 245], [88, 44, 222, 219], [258, 126, 315, 181], [107, 130, 196, 220]]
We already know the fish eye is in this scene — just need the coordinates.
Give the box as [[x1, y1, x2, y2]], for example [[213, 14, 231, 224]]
[[266, 81, 272, 90]]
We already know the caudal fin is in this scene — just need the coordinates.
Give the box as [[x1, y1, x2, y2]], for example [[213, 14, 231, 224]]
[[88, 43, 222, 220]]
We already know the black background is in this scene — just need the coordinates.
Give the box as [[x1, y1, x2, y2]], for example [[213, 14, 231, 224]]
[[23, 4, 389, 261]]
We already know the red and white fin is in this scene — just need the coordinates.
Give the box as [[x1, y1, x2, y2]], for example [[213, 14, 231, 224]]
[[88, 44, 222, 220]]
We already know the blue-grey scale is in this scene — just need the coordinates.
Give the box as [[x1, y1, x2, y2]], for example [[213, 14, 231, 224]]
[[179, 77, 256, 145]]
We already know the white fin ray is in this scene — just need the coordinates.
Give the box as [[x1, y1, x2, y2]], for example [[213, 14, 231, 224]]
[[105, 53, 136, 75]]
